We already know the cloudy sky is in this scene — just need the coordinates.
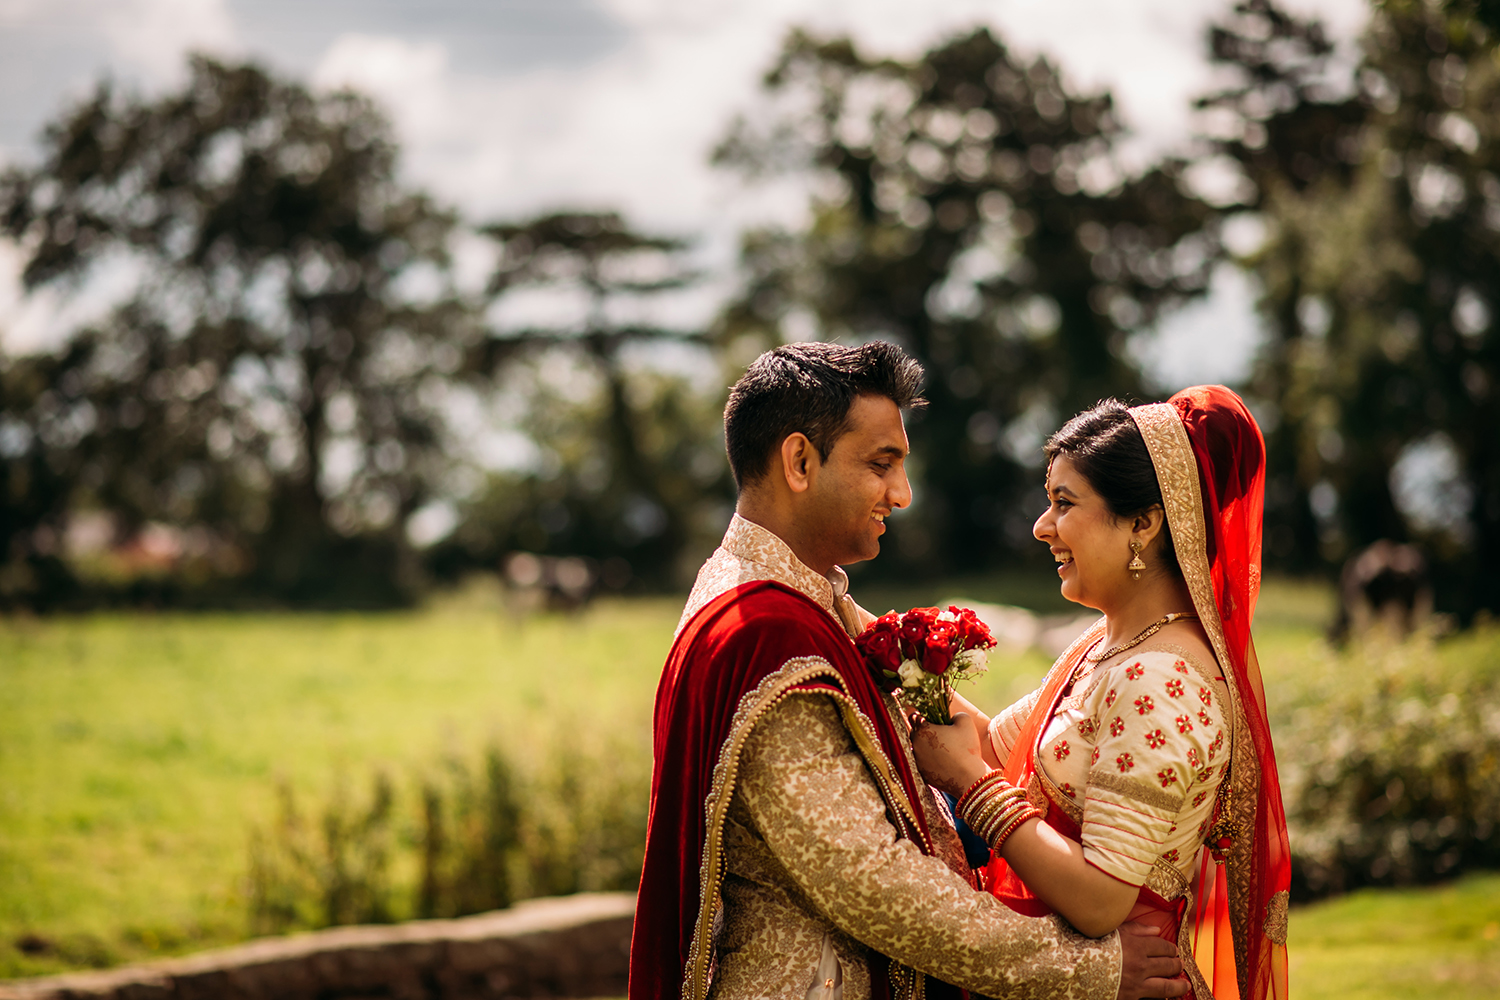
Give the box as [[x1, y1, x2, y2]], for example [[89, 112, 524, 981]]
[[0, 0, 1371, 386]]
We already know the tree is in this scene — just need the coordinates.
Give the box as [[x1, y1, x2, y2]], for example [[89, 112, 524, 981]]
[[715, 28, 1216, 576], [0, 56, 464, 606], [429, 212, 731, 590], [1204, 0, 1500, 616]]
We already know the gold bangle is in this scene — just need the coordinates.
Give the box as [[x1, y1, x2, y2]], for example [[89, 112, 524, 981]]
[[990, 806, 1042, 851], [974, 795, 1029, 843], [962, 785, 1024, 833]]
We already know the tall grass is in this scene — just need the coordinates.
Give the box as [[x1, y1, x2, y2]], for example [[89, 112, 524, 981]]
[[244, 731, 652, 934]]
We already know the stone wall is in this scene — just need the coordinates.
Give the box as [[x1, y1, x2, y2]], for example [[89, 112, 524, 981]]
[[0, 893, 634, 1000]]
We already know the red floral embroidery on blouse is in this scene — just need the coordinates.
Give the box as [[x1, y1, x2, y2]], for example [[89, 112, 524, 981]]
[[1187, 748, 1202, 769], [1209, 730, 1224, 758], [1175, 714, 1194, 733], [1165, 678, 1185, 698], [1078, 717, 1097, 739], [1134, 694, 1155, 714], [1162, 847, 1180, 864], [1197, 707, 1213, 726], [1125, 663, 1144, 681], [1192, 790, 1209, 807], [1054, 740, 1071, 761], [1198, 686, 1214, 706], [1091, 747, 1100, 765], [1198, 767, 1215, 782], [1061, 782, 1077, 798], [1110, 716, 1125, 737], [1116, 752, 1135, 771], [1146, 728, 1167, 749], [1173, 659, 1189, 674], [1158, 766, 1179, 787], [1105, 688, 1118, 708]]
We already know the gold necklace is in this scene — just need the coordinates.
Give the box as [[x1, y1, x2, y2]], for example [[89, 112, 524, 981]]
[[1082, 611, 1199, 666]]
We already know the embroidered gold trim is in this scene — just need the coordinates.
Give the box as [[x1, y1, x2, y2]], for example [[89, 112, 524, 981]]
[[1131, 401, 1259, 1000], [1087, 768, 1186, 813], [681, 656, 927, 1000], [1265, 889, 1290, 945], [1146, 856, 1191, 902]]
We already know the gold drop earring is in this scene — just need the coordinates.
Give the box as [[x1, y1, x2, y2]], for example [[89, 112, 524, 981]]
[[1127, 539, 1146, 580]]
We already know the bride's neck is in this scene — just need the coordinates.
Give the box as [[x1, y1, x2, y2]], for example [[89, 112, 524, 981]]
[[1099, 574, 1196, 650]]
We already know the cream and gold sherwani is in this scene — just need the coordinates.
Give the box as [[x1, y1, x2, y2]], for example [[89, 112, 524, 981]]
[[680, 515, 1121, 1000]]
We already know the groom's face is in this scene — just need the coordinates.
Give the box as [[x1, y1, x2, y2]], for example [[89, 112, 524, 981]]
[[801, 394, 913, 568]]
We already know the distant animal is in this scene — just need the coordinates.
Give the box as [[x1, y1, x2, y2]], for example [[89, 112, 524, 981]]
[[1332, 540, 1432, 641]]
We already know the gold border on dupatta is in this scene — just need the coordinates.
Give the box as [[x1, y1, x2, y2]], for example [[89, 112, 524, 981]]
[[1129, 402, 1260, 1000], [681, 656, 930, 1000]]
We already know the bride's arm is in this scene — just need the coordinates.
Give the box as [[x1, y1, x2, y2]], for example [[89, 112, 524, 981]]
[[946, 691, 998, 769], [909, 716, 1136, 937]]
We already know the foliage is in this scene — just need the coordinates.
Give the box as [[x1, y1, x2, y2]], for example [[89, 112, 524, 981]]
[[0, 56, 465, 607], [1289, 872, 1500, 1000], [1274, 624, 1500, 899], [247, 773, 399, 933], [429, 213, 733, 590], [1203, 1, 1500, 615], [247, 736, 649, 935], [715, 28, 1216, 576]]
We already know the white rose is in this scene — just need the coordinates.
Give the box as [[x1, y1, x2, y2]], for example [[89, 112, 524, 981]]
[[897, 658, 924, 688], [953, 647, 989, 676]]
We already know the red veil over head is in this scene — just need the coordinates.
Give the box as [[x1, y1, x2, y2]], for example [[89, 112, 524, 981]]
[[1149, 386, 1290, 1000]]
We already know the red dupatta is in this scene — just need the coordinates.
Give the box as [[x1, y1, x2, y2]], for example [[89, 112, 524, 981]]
[[1164, 386, 1290, 1000], [984, 386, 1289, 1000]]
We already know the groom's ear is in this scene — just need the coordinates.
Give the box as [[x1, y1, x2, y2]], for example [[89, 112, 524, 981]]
[[780, 432, 818, 494]]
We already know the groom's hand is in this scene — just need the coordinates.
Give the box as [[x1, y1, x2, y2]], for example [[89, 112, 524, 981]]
[[1116, 922, 1189, 1000]]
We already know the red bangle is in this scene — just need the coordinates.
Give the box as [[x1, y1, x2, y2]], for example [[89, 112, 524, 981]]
[[955, 769, 1008, 814]]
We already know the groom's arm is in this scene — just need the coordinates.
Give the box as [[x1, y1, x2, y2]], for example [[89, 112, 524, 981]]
[[736, 694, 1120, 1000]]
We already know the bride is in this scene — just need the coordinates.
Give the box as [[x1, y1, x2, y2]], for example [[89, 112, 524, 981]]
[[911, 386, 1290, 1000]]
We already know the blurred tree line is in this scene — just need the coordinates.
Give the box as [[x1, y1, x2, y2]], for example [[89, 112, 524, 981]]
[[0, 0, 1497, 616]]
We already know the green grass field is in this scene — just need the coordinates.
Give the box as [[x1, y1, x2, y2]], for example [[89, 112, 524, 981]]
[[1, 575, 1496, 997]]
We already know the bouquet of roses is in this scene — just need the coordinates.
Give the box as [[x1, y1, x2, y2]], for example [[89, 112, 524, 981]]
[[855, 605, 996, 724]]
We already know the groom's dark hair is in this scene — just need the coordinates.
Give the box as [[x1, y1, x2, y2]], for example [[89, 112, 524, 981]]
[[724, 341, 925, 489]]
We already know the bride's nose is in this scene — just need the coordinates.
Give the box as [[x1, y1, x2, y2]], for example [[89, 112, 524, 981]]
[[1033, 507, 1054, 542]]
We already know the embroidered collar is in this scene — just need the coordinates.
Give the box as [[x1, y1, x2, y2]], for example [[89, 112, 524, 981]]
[[676, 514, 851, 636]]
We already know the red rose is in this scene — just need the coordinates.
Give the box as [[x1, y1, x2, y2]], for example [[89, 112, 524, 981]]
[[948, 605, 995, 648], [855, 622, 903, 674], [922, 620, 960, 674], [899, 607, 938, 657]]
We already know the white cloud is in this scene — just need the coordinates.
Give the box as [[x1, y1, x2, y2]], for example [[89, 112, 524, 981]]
[[101, 0, 238, 83]]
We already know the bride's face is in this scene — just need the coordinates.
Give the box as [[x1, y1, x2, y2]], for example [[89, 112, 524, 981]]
[[1033, 454, 1134, 611]]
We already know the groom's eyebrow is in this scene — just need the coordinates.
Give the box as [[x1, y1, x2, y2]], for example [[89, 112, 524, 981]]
[[872, 444, 907, 459]]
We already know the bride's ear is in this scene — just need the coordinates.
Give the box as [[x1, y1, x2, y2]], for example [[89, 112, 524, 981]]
[[1131, 505, 1168, 546]]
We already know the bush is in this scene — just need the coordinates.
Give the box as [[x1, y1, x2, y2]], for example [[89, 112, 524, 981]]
[[247, 730, 650, 934], [1279, 625, 1500, 899]]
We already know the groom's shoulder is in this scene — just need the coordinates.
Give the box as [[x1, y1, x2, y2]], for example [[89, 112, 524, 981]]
[[697, 582, 842, 651]]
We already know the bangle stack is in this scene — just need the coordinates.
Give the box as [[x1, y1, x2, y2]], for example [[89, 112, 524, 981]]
[[956, 771, 1043, 851]]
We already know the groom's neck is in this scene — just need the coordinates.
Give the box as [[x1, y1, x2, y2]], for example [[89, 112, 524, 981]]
[[735, 494, 836, 578]]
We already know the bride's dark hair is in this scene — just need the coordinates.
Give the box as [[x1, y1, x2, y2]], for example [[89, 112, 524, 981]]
[[1044, 398, 1180, 576]]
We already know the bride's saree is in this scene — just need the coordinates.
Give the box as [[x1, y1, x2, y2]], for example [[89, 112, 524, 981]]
[[983, 386, 1290, 1000]]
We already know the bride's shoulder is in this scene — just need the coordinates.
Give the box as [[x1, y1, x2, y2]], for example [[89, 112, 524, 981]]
[[1127, 636, 1221, 684]]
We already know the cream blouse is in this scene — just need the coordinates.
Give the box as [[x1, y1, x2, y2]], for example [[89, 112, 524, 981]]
[[989, 647, 1231, 895]]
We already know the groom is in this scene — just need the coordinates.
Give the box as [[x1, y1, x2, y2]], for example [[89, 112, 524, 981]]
[[629, 342, 1188, 1000]]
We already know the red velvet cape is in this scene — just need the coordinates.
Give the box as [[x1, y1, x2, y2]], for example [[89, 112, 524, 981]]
[[628, 580, 952, 1000]]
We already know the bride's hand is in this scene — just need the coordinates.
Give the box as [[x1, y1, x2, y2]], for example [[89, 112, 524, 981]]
[[909, 712, 992, 798]]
